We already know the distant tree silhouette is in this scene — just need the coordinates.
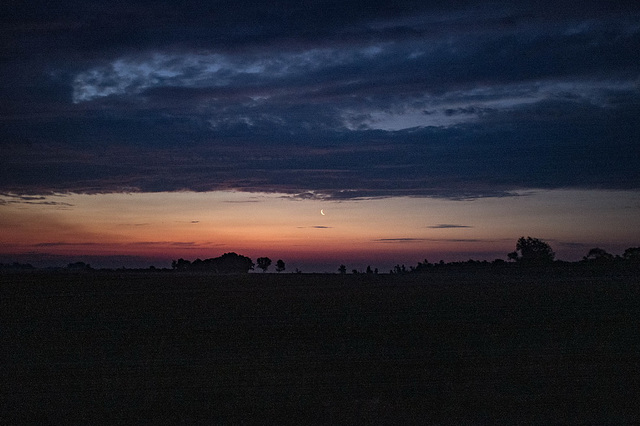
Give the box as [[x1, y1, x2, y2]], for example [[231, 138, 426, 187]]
[[392, 264, 407, 274], [215, 253, 254, 273], [582, 247, 616, 275], [622, 247, 640, 271], [0, 262, 35, 270], [67, 261, 92, 271], [257, 257, 272, 272], [623, 247, 640, 262], [172, 258, 191, 271], [366, 265, 373, 274], [584, 248, 614, 262], [413, 259, 432, 273], [510, 237, 555, 265], [171, 253, 253, 273], [275, 259, 285, 273], [338, 264, 347, 274]]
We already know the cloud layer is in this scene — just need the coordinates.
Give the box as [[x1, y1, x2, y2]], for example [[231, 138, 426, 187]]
[[1, 1, 639, 198]]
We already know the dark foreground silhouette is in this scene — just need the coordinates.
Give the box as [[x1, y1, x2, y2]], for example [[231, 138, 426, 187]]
[[3, 270, 640, 424]]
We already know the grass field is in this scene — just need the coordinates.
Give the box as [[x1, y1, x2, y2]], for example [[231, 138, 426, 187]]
[[2, 271, 640, 424]]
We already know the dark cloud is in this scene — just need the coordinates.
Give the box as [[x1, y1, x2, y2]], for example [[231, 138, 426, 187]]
[[296, 226, 332, 229], [428, 224, 473, 229], [374, 237, 502, 243], [375, 238, 426, 242], [0, 193, 74, 207], [33, 242, 100, 247], [556, 241, 592, 249], [1, 1, 639, 198]]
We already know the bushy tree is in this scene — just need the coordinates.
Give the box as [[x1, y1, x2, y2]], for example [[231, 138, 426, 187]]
[[623, 247, 640, 262], [275, 259, 285, 273], [510, 237, 555, 265], [67, 261, 92, 270], [213, 253, 254, 273], [171, 253, 253, 273], [338, 264, 347, 274], [257, 257, 272, 272], [172, 258, 191, 270], [584, 248, 613, 262]]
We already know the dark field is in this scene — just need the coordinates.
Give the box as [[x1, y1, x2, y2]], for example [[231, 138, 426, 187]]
[[3, 271, 640, 424]]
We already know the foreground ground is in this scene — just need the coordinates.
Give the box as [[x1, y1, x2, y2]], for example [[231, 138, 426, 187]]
[[2, 271, 639, 424]]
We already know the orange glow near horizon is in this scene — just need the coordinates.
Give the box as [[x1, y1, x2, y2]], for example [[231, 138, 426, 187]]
[[1, 189, 639, 270]]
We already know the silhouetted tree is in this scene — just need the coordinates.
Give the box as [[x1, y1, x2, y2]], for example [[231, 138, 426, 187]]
[[338, 264, 347, 274], [216, 253, 254, 273], [393, 264, 407, 274], [275, 259, 285, 273], [584, 248, 614, 262], [172, 258, 191, 271], [510, 237, 555, 265], [623, 247, 640, 262], [172, 253, 253, 273], [413, 259, 432, 273], [582, 247, 616, 275], [366, 265, 373, 274], [257, 257, 272, 272], [67, 261, 92, 271], [0, 262, 35, 270]]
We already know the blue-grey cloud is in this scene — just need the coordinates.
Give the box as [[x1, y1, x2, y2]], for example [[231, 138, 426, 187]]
[[1, 1, 639, 198]]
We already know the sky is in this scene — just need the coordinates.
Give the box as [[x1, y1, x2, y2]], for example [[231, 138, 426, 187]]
[[1, 0, 639, 271]]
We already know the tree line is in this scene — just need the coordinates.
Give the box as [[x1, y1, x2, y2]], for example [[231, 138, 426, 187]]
[[171, 253, 285, 273], [339, 237, 640, 275], [2, 237, 638, 273]]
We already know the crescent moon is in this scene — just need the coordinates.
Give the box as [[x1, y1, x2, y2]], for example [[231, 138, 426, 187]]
[[320, 209, 325, 215]]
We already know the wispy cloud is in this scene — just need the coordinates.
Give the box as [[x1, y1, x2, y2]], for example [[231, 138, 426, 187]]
[[34, 242, 101, 247], [556, 241, 591, 249], [427, 224, 473, 229], [374, 237, 509, 243], [72, 47, 386, 103], [374, 238, 426, 242]]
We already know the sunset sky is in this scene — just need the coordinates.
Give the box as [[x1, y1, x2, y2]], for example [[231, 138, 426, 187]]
[[1, 1, 639, 271]]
